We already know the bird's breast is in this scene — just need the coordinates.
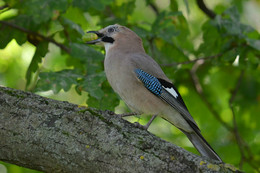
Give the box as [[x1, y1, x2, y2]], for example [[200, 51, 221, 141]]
[[104, 54, 165, 115], [104, 53, 136, 98]]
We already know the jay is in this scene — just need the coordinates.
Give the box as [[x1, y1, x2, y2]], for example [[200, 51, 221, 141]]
[[86, 24, 222, 162]]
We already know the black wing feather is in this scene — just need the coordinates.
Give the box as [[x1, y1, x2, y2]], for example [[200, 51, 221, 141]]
[[135, 69, 200, 131], [159, 88, 200, 132], [158, 78, 188, 110]]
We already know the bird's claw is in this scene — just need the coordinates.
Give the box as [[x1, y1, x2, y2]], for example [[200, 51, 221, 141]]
[[133, 122, 149, 130]]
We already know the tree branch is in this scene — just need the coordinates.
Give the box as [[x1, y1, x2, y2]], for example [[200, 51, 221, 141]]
[[0, 86, 238, 172], [196, 0, 216, 19], [228, 71, 259, 171], [0, 5, 8, 10], [229, 71, 245, 168], [190, 60, 232, 131], [148, 3, 159, 16], [190, 62, 258, 171], [0, 20, 70, 53], [161, 53, 222, 67]]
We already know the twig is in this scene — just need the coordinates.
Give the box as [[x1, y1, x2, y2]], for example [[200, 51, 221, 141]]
[[191, 62, 258, 171], [228, 70, 257, 170], [148, 37, 157, 60], [58, 18, 71, 43], [161, 53, 222, 67], [190, 60, 232, 130], [148, 3, 159, 16], [229, 71, 244, 104], [229, 71, 244, 168], [196, 0, 216, 19], [0, 20, 70, 53], [0, 5, 8, 10]]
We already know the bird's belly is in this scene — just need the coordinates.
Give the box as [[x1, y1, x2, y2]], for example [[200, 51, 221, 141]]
[[115, 81, 192, 131], [105, 65, 192, 131], [113, 77, 164, 115]]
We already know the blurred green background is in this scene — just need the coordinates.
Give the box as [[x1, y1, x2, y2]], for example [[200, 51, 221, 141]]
[[0, 0, 259, 172]]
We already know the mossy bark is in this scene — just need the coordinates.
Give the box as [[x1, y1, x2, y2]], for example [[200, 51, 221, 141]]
[[0, 86, 238, 173]]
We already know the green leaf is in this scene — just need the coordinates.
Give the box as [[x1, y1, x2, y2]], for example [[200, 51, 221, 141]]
[[2, 1, 260, 172], [239, 50, 260, 69], [152, 11, 180, 43], [13, 0, 68, 24], [197, 21, 222, 55], [213, 15, 242, 37], [13, 30, 27, 45], [133, 26, 152, 38], [170, 0, 178, 12], [247, 52, 260, 68], [35, 69, 82, 93], [110, 0, 136, 21], [173, 13, 192, 51], [26, 42, 49, 86], [0, 25, 26, 48], [212, 7, 259, 40], [221, 19, 242, 36], [62, 6, 88, 29], [246, 38, 260, 51], [0, 24, 13, 48], [80, 72, 106, 99], [72, 0, 114, 11], [223, 6, 240, 21], [12, 15, 41, 31], [76, 72, 119, 111], [60, 18, 85, 43], [183, 0, 190, 14], [86, 80, 120, 111], [220, 49, 237, 63], [70, 43, 103, 61], [70, 43, 104, 74], [157, 42, 189, 64]]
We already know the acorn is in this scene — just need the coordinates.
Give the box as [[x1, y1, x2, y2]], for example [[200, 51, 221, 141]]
[[82, 33, 98, 42]]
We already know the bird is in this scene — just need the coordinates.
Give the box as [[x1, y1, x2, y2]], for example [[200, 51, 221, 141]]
[[86, 24, 222, 162]]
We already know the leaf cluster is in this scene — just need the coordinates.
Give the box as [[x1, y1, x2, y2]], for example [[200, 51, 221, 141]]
[[0, 0, 259, 172]]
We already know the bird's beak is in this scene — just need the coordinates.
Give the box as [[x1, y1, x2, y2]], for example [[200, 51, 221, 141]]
[[85, 31, 104, 44]]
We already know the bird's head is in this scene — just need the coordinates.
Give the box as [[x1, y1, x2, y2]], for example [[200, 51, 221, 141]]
[[86, 24, 144, 53]]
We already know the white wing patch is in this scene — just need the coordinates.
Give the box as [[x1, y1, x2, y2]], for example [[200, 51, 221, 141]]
[[163, 86, 178, 98]]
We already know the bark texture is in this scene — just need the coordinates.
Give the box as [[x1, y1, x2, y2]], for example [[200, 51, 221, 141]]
[[0, 86, 238, 173]]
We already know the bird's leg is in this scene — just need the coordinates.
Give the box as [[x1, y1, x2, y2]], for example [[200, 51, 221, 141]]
[[134, 114, 157, 130], [111, 110, 157, 130]]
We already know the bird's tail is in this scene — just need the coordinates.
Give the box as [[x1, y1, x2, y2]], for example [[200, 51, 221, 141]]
[[181, 130, 222, 162]]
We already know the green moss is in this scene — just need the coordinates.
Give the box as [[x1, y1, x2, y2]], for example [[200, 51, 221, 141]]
[[224, 163, 239, 172], [5, 89, 25, 99], [207, 163, 220, 171], [78, 108, 111, 124], [138, 140, 145, 145], [62, 131, 70, 136], [13, 132, 19, 136], [77, 109, 89, 113]]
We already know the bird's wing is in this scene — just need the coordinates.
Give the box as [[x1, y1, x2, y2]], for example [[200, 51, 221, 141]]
[[134, 68, 199, 132]]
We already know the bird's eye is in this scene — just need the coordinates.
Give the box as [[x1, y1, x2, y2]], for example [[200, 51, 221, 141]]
[[108, 27, 114, 33]]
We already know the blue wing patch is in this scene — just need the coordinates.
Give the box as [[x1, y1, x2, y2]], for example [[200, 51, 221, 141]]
[[134, 68, 199, 131], [135, 69, 188, 111], [135, 69, 162, 96]]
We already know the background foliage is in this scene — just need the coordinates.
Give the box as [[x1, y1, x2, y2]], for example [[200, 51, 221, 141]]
[[0, 0, 260, 172]]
